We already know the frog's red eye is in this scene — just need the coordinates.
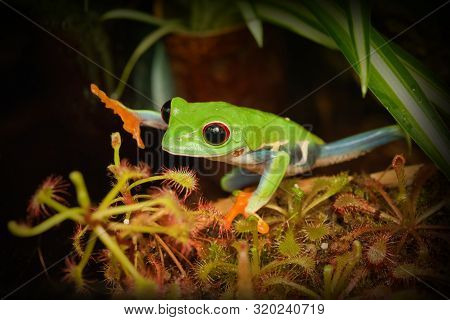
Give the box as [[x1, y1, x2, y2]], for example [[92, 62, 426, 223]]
[[202, 122, 230, 146]]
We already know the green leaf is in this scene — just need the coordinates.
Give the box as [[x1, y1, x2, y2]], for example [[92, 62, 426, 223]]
[[391, 42, 450, 118], [260, 255, 315, 275], [190, 0, 240, 31], [347, 0, 371, 97], [303, 1, 356, 63], [234, 218, 258, 233], [264, 1, 449, 118], [303, 223, 330, 242], [101, 9, 171, 26], [263, 277, 320, 299], [302, 1, 450, 178], [113, 24, 179, 99], [302, 173, 349, 215], [237, 1, 264, 47], [254, 1, 337, 49], [150, 42, 175, 109], [368, 32, 450, 176], [260, 0, 449, 117], [278, 228, 300, 257]]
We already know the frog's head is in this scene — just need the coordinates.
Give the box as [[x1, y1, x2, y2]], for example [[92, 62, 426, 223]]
[[161, 97, 248, 158]]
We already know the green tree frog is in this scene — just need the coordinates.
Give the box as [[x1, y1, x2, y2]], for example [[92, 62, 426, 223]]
[[91, 84, 404, 233]]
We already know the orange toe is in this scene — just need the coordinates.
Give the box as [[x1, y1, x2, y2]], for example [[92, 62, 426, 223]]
[[257, 219, 269, 234], [91, 84, 144, 149], [223, 189, 270, 234], [224, 191, 252, 230]]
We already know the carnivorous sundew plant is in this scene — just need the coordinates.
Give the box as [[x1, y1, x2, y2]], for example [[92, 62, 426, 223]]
[[8, 134, 450, 299]]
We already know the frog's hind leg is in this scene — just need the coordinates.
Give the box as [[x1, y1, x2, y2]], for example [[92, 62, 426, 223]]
[[315, 125, 404, 167], [220, 167, 261, 192]]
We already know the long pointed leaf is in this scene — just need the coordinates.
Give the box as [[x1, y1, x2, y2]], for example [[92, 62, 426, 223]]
[[254, 1, 337, 49], [347, 0, 371, 97], [303, 2, 356, 62], [301, 1, 450, 177], [391, 42, 450, 117], [260, 2, 449, 126], [113, 24, 179, 99], [369, 32, 450, 174], [262, 1, 449, 118], [150, 42, 175, 109], [101, 9, 172, 26], [237, 1, 264, 47]]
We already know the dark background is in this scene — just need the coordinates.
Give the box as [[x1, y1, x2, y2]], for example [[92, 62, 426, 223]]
[[0, 0, 448, 298]]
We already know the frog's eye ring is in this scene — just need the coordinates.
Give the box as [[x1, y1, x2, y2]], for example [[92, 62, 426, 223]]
[[161, 99, 172, 124], [202, 122, 230, 146]]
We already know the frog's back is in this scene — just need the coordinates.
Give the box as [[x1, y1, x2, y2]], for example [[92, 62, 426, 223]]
[[235, 105, 325, 146], [187, 100, 324, 146]]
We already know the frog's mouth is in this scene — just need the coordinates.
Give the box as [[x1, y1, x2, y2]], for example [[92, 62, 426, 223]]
[[161, 142, 236, 158], [161, 134, 242, 158]]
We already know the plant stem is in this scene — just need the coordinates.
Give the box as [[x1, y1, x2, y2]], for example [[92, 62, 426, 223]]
[[93, 225, 156, 295], [70, 171, 91, 211], [8, 208, 84, 237], [323, 265, 333, 299], [165, 242, 195, 269], [336, 241, 362, 294], [108, 222, 187, 239], [98, 174, 133, 211], [236, 241, 254, 299], [38, 193, 69, 212], [264, 278, 320, 299], [416, 200, 446, 224], [251, 229, 260, 275], [264, 204, 288, 216], [154, 234, 186, 277], [92, 199, 161, 220], [128, 176, 165, 191], [379, 212, 400, 224], [367, 179, 403, 221], [76, 232, 97, 273]]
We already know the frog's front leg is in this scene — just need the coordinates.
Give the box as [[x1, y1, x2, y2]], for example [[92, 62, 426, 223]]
[[246, 151, 290, 213], [224, 151, 290, 233]]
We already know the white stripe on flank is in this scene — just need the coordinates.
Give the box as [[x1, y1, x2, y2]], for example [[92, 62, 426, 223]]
[[297, 141, 310, 166]]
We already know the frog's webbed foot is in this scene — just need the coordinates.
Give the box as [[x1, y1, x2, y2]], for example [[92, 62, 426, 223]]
[[223, 190, 269, 234], [223, 151, 290, 234], [91, 84, 145, 148]]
